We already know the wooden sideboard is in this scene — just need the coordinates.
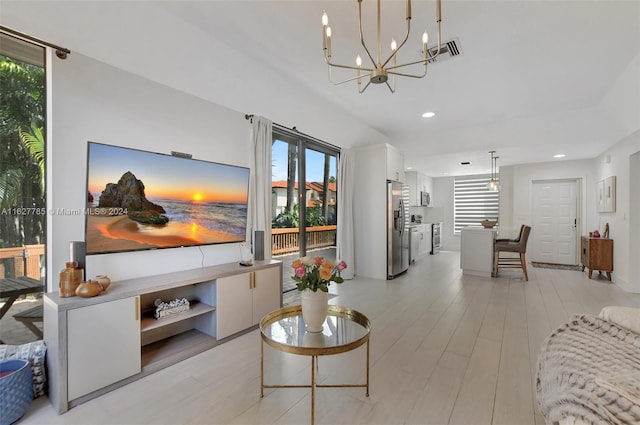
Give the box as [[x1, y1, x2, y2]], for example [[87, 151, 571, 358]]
[[580, 237, 613, 280]]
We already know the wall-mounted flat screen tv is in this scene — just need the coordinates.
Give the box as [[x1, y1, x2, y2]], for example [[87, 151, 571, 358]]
[[85, 142, 250, 255]]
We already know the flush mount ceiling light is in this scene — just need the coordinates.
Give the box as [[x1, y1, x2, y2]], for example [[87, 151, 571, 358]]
[[322, 0, 443, 93], [422, 112, 436, 118], [487, 151, 500, 192]]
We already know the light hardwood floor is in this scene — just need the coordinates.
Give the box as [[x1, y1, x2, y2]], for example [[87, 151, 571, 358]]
[[22, 251, 640, 424]]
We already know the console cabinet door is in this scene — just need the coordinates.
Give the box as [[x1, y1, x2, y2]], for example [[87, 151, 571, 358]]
[[252, 266, 282, 324], [67, 296, 141, 401], [216, 273, 252, 339]]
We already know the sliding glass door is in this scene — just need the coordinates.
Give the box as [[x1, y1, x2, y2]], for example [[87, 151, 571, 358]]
[[271, 128, 339, 292], [0, 32, 47, 343]]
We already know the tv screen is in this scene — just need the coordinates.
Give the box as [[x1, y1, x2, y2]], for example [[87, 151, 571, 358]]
[[85, 142, 250, 255]]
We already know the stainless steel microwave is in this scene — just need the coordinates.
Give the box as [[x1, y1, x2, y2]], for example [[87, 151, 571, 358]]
[[420, 191, 431, 206]]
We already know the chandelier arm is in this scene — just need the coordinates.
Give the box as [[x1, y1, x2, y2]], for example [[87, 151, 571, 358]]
[[385, 18, 443, 71], [327, 62, 373, 85], [333, 72, 373, 86], [388, 67, 427, 79], [385, 80, 396, 93], [324, 56, 374, 73], [429, 19, 444, 59], [358, 0, 377, 67], [387, 57, 430, 71], [359, 79, 372, 94], [381, 18, 412, 69]]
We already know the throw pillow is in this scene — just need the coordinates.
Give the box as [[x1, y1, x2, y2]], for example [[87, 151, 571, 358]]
[[0, 340, 47, 398], [599, 306, 640, 335]]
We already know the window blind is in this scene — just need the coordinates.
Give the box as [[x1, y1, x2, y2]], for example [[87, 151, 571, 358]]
[[454, 175, 499, 234]]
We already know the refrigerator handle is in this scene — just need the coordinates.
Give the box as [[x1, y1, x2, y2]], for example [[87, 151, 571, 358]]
[[399, 199, 405, 234]]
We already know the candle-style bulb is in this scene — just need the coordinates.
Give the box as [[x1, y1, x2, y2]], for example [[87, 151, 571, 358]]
[[422, 31, 429, 45], [322, 12, 328, 27], [356, 55, 362, 67], [326, 26, 332, 38], [391, 39, 397, 51]]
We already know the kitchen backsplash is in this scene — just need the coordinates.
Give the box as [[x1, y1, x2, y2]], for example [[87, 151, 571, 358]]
[[409, 206, 445, 223]]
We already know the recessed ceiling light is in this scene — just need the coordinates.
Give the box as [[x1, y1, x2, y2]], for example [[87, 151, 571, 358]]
[[422, 112, 435, 118], [553, 154, 566, 158], [406, 166, 413, 170], [444, 172, 449, 175]]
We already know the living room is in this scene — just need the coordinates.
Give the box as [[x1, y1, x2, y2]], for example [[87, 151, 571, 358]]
[[1, 1, 640, 424]]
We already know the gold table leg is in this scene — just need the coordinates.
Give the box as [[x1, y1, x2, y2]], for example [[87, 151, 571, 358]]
[[260, 338, 371, 424], [366, 340, 370, 397], [311, 355, 316, 425]]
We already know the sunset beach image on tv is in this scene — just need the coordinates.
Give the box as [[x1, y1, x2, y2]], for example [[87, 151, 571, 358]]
[[85, 142, 250, 255]]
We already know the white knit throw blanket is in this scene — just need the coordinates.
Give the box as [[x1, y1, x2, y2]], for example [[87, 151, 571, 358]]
[[536, 314, 640, 425]]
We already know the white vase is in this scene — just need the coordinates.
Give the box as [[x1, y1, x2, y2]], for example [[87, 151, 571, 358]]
[[300, 289, 328, 333]]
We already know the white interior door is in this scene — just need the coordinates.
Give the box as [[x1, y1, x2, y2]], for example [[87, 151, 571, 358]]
[[531, 180, 578, 265]]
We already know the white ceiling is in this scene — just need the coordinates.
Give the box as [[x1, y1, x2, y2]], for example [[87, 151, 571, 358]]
[[2, 1, 639, 176]]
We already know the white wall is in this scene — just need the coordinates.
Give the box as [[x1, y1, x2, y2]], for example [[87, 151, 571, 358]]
[[47, 53, 254, 289], [593, 130, 640, 291], [352, 145, 388, 279], [630, 150, 640, 291], [500, 159, 595, 235], [43, 51, 389, 291], [437, 161, 594, 254], [433, 177, 458, 251]]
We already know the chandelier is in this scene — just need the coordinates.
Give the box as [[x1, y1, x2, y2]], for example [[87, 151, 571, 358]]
[[321, 0, 443, 93], [488, 151, 500, 192]]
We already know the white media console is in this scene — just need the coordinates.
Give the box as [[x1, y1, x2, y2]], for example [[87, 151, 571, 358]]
[[44, 259, 283, 413]]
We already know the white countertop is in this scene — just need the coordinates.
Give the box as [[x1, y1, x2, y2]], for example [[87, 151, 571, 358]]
[[461, 226, 498, 232]]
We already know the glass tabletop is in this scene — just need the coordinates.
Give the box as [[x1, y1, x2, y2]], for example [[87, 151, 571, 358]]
[[260, 305, 371, 356]]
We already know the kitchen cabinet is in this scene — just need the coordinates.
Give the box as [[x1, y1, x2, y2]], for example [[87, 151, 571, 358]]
[[405, 171, 433, 206], [581, 237, 613, 280], [417, 225, 432, 258], [216, 266, 281, 339], [406, 171, 421, 206], [67, 296, 141, 401], [386, 145, 405, 182]]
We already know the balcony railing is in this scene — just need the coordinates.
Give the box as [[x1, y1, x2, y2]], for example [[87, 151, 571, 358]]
[[272, 226, 336, 256], [0, 244, 44, 281]]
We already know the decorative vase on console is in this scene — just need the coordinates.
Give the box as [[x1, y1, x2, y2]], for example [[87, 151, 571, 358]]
[[291, 256, 347, 333]]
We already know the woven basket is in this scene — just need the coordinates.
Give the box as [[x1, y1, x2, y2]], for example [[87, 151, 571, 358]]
[[0, 359, 33, 425]]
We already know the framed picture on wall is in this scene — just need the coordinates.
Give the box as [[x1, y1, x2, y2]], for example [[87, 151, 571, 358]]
[[597, 180, 605, 213], [603, 176, 616, 213]]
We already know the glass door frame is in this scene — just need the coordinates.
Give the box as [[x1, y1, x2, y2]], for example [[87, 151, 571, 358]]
[[272, 126, 340, 259]]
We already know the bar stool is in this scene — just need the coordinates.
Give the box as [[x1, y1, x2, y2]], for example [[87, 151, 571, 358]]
[[493, 225, 532, 281]]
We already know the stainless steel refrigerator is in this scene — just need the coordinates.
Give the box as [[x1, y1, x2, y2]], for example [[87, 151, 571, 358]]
[[387, 180, 410, 279]]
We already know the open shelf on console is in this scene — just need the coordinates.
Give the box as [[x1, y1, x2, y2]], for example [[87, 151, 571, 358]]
[[141, 329, 218, 371], [140, 301, 216, 333]]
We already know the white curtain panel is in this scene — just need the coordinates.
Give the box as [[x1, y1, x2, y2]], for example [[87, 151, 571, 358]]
[[337, 148, 356, 279], [249, 116, 273, 259]]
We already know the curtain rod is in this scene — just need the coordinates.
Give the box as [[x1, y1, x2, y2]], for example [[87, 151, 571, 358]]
[[0, 26, 70, 59], [245, 114, 340, 151]]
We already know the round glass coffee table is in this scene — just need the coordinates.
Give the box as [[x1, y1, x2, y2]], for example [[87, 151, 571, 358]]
[[259, 305, 371, 425]]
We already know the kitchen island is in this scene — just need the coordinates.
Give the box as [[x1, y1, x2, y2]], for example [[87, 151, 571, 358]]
[[460, 226, 498, 277]]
